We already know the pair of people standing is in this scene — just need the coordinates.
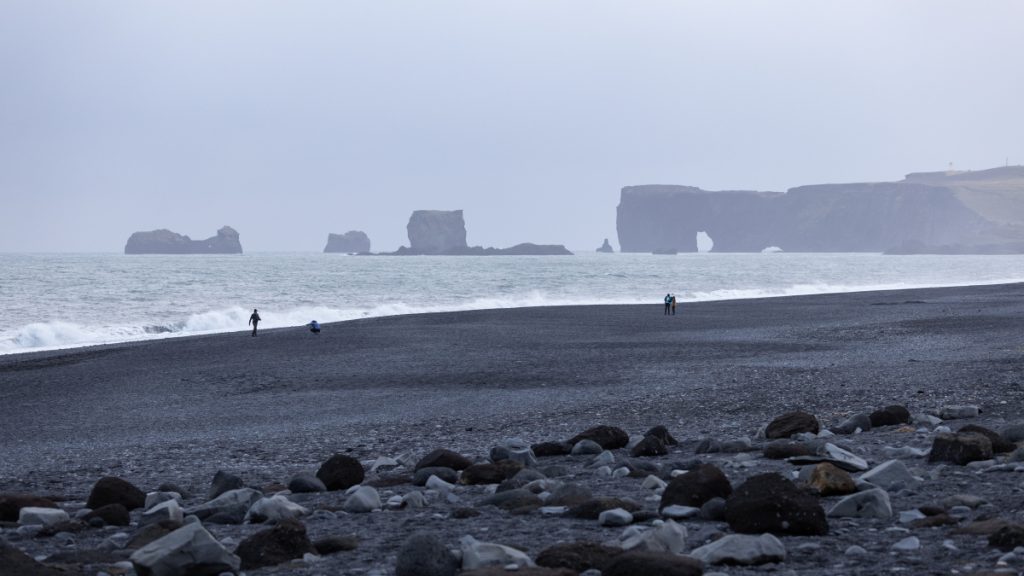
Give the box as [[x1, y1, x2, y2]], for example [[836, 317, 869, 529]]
[[663, 293, 678, 315]]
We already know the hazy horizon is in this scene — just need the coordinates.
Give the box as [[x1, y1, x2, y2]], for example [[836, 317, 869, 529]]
[[2, 1, 1022, 253]]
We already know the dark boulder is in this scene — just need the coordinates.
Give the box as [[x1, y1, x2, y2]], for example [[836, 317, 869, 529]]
[[324, 231, 371, 254], [989, 525, 1024, 551], [596, 238, 614, 253], [763, 440, 818, 459], [413, 467, 459, 486], [765, 411, 820, 439], [959, 424, 1015, 453], [568, 426, 629, 450], [569, 498, 640, 520], [395, 532, 460, 576], [869, 405, 911, 427], [532, 441, 573, 457], [208, 470, 245, 499], [87, 477, 145, 511], [461, 461, 523, 485], [659, 463, 732, 510], [725, 473, 828, 536], [316, 454, 366, 491], [84, 503, 131, 527], [630, 435, 668, 457], [929, 432, 994, 465], [236, 519, 316, 570], [536, 541, 622, 572], [125, 226, 242, 254], [644, 425, 679, 445], [415, 449, 473, 471], [314, 535, 359, 555], [0, 541, 66, 576], [603, 550, 704, 576], [0, 494, 58, 522]]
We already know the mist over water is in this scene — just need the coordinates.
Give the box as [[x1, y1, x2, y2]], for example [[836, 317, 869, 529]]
[[3, 252, 1024, 355]]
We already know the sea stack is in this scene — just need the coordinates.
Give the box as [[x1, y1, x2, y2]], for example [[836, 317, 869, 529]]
[[324, 231, 371, 254], [124, 226, 242, 254], [596, 238, 614, 253], [406, 210, 468, 254]]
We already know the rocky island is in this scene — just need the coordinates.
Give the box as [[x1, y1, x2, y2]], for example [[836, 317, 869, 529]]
[[124, 226, 243, 255], [323, 231, 371, 254], [389, 210, 572, 255], [617, 166, 1024, 254]]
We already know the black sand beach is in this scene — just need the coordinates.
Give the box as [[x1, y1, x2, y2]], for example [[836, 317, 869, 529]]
[[2, 283, 1024, 575]]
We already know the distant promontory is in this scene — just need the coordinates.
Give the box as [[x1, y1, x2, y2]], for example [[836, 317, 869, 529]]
[[617, 166, 1024, 254], [324, 231, 371, 254], [390, 210, 572, 255], [124, 226, 243, 254]]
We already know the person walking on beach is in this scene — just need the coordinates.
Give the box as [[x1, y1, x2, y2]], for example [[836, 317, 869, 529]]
[[249, 309, 261, 337], [307, 320, 321, 334], [664, 293, 672, 315], [671, 294, 677, 315]]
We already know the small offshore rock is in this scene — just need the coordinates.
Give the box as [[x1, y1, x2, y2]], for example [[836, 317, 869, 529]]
[[690, 533, 786, 566], [870, 405, 911, 427], [661, 505, 700, 520], [317, 454, 366, 490], [396, 532, 459, 576], [569, 498, 640, 520], [208, 470, 244, 500], [0, 494, 59, 522], [929, 432, 993, 465], [891, 536, 921, 552], [620, 519, 688, 554], [461, 461, 523, 485], [140, 499, 184, 528], [764, 440, 818, 459], [144, 491, 182, 510], [765, 410, 820, 439], [87, 477, 146, 511], [235, 518, 317, 570], [187, 487, 262, 523]]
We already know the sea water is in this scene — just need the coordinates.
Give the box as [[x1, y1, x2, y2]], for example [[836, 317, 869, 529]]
[[2, 251, 1024, 355]]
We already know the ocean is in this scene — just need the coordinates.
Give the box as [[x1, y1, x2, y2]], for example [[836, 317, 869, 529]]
[[3, 251, 1024, 355]]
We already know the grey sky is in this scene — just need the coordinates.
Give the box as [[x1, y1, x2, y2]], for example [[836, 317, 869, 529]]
[[1, 1, 1022, 252]]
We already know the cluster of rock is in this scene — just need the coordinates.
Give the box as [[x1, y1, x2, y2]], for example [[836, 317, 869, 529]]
[[5, 404, 1024, 575], [390, 210, 573, 256], [124, 226, 243, 254], [323, 231, 371, 254]]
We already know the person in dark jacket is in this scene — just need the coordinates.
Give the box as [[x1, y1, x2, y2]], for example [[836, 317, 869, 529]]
[[249, 309, 261, 336]]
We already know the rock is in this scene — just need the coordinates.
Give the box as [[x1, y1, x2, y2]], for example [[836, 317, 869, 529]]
[[0, 540, 67, 576], [720, 437, 754, 453], [603, 550, 703, 576], [314, 535, 359, 555], [630, 435, 668, 457], [1000, 423, 1024, 443], [396, 532, 460, 576], [989, 525, 1024, 551], [129, 521, 241, 575], [764, 440, 818, 459], [644, 425, 679, 445], [84, 503, 131, 527], [452, 507, 481, 519], [207, 470, 244, 500], [145, 491, 182, 510], [235, 518, 316, 569], [929, 432, 993, 465], [939, 405, 980, 419], [141, 499, 184, 528], [788, 442, 869, 472], [461, 461, 523, 485], [125, 226, 243, 254], [405, 210, 469, 254], [701, 497, 727, 521], [490, 438, 537, 467], [943, 494, 987, 509], [869, 405, 911, 427], [661, 505, 701, 520], [478, 489, 542, 511], [620, 519, 688, 554], [959, 424, 1015, 453], [690, 533, 787, 566], [536, 541, 622, 572], [87, 476, 146, 511], [0, 494, 59, 522], [187, 487, 263, 523], [568, 425, 630, 450], [892, 536, 921, 551], [827, 488, 892, 519], [598, 508, 634, 526], [18, 506, 69, 526], [461, 569, 576, 576], [288, 472, 327, 493], [415, 449, 472, 471], [859, 459, 918, 491], [414, 466, 459, 486], [547, 484, 593, 507], [695, 438, 722, 453], [316, 454, 366, 490], [832, 413, 873, 434], [807, 463, 857, 496], [571, 439, 604, 455], [343, 486, 381, 513], [659, 463, 732, 510], [569, 498, 640, 520], [765, 410, 820, 439], [324, 231, 371, 253], [532, 441, 573, 457], [954, 518, 1013, 536], [596, 238, 614, 253], [725, 473, 828, 536], [460, 535, 535, 570], [247, 495, 309, 523]]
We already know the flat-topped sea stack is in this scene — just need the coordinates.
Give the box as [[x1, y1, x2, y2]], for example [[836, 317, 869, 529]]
[[324, 231, 371, 254], [617, 166, 1024, 254], [391, 210, 572, 255], [124, 226, 242, 254]]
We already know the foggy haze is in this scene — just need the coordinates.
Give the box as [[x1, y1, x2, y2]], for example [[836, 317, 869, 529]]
[[1, 1, 1022, 253]]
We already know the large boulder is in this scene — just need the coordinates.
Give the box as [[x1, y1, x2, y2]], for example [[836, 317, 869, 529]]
[[87, 476, 146, 511], [929, 432, 993, 465], [235, 519, 316, 570], [869, 405, 911, 427], [765, 411, 820, 439], [659, 463, 732, 510], [208, 470, 244, 500], [316, 454, 366, 490], [125, 226, 242, 254], [724, 473, 828, 536], [407, 210, 468, 254], [396, 533, 460, 576], [324, 231, 371, 253], [129, 522, 241, 576], [0, 541, 67, 576]]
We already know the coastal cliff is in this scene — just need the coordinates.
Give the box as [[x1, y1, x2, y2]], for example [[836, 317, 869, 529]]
[[324, 231, 371, 253], [616, 166, 1024, 254], [124, 226, 242, 254]]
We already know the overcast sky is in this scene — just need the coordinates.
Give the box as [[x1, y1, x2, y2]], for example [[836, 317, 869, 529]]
[[1, 1, 1021, 252]]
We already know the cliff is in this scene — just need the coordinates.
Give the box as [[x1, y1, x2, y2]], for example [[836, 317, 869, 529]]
[[324, 231, 371, 253], [616, 166, 1024, 253], [391, 210, 572, 256], [124, 226, 242, 254]]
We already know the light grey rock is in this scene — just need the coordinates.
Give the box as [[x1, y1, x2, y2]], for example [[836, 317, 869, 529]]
[[882, 445, 930, 459], [859, 460, 918, 491], [369, 456, 400, 473], [827, 488, 892, 519], [913, 413, 943, 426], [187, 488, 262, 522], [590, 451, 615, 467], [129, 522, 240, 576], [690, 533, 786, 566], [145, 492, 182, 510], [571, 439, 603, 456], [395, 532, 459, 576], [833, 413, 873, 435], [661, 505, 701, 520], [612, 466, 630, 478], [823, 443, 869, 471], [288, 472, 327, 493], [141, 499, 184, 528], [491, 438, 538, 467], [426, 475, 456, 492], [1001, 424, 1024, 443], [595, 466, 612, 478], [845, 545, 868, 556], [598, 508, 634, 527], [246, 495, 308, 523], [401, 491, 428, 509], [942, 494, 987, 509], [459, 535, 535, 570], [939, 405, 980, 419], [540, 506, 568, 516], [18, 507, 69, 526], [892, 536, 920, 551], [620, 519, 688, 554], [343, 486, 381, 513]]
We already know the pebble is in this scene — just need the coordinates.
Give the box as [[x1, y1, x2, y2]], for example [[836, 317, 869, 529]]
[[892, 536, 921, 551]]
